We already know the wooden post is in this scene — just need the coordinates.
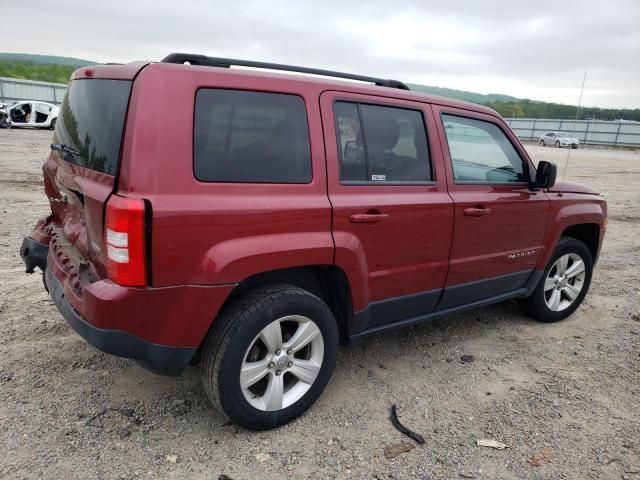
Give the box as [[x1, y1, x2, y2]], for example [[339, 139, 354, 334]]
[[614, 121, 622, 146], [531, 119, 537, 140], [584, 121, 590, 145]]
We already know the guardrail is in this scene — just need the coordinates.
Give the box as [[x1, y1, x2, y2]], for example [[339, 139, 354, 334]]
[[505, 118, 640, 147], [0, 77, 67, 106]]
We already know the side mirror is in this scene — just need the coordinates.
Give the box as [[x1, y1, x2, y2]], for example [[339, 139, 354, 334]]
[[534, 161, 557, 189]]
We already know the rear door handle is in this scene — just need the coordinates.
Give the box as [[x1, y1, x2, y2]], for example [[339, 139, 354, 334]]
[[349, 212, 389, 224], [463, 207, 492, 217]]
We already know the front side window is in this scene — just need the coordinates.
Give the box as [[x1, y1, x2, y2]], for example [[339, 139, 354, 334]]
[[194, 89, 311, 183], [442, 114, 527, 183], [334, 101, 431, 183]]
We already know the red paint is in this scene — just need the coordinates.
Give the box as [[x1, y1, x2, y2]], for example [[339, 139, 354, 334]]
[[432, 105, 550, 285], [320, 92, 453, 310], [28, 61, 607, 348], [536, 192, 607, 269]]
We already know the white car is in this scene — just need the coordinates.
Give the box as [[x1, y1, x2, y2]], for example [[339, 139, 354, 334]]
[[539, 131, 579, 148], [8, 101, 59, 129]]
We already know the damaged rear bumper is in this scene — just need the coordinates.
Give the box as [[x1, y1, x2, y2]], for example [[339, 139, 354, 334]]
[[20, 236, 200, 376], [44, 266, 196, 375]]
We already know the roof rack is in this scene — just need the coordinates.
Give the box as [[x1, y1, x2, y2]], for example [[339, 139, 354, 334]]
[[161, 53, 410, 91]]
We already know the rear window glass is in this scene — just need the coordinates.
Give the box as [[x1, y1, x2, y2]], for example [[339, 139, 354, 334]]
[[53, 79, 131, 175], [194, 89, 311, 183]]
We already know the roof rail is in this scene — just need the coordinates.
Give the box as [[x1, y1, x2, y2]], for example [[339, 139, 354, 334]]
[[161, 53, 410, 90]]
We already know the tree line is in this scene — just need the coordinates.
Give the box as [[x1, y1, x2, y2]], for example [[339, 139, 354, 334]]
[[0, 60, 76, 85], [484, 99, 640, 122], [2, 58, 639, 121]]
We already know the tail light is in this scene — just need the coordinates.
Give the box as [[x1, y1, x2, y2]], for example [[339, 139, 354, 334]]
[[105, 195, 147, 286]]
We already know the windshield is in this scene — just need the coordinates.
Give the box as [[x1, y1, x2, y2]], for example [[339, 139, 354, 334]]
[[53, 79, 131, 175]]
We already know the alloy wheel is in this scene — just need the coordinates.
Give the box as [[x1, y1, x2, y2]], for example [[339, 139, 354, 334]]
[[544, 253, 586, 311], [240, 315, 324, 411]]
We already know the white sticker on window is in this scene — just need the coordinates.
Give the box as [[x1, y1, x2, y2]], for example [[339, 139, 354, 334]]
[[371, 174, 386, 181]]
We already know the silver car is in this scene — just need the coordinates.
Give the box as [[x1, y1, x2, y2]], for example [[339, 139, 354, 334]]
[[540, 131, 579, 148]]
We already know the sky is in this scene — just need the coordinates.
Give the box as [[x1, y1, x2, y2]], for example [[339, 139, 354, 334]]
[[3, 0, 639, 108]]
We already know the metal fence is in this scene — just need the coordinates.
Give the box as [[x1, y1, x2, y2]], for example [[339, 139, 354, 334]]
[[505, 118, 640, 147], [2, 77, 639, 147], [0, 77, 67, 106]]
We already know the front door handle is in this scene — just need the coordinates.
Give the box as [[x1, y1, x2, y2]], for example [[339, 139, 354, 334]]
[[463, 206, 492, 217], [349, 211, 389, 224]]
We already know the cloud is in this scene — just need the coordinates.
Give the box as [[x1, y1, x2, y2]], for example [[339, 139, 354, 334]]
[[3, 0, 639, 107]]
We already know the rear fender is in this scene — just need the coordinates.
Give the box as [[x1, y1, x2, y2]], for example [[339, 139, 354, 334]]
[[198, 232, 334, 284], [332, 231, 369, 312]]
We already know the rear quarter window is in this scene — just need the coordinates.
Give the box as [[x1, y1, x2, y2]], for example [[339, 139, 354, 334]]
[[194, 89, 312, 183]]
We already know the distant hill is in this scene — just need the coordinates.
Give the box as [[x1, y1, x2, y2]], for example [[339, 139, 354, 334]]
[[0, 53, 96, 84], [1, 52, 638, 120], [0, 53, 95, 68], [407, 84, 521, 105]]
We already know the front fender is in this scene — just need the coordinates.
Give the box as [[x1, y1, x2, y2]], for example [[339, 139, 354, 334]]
[[198, 232, 334, 284], [537, 193, 606, 269]]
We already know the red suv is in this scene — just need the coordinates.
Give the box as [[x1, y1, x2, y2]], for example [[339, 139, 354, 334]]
[[20, 54, 607, 430]]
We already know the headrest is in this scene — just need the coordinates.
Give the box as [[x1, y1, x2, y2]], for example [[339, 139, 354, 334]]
[[365, 115, 399, 150], [414, 120, 428, 156]]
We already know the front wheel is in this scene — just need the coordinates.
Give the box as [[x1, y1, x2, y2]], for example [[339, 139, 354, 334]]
[[49, 118, 57, 130], [520, 237, 593, 322], [555, 140, 560, 148], [201, 284, 339, 430]]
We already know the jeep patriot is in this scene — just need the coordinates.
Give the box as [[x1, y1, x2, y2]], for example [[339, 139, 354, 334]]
[[20, 53, 607, 430]]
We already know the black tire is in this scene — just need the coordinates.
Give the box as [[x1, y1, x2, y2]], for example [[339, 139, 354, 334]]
[[520, 237, 593, 322], [555, 140, 560, 148], [201, 284, 339, 430], [49, 118, 57, 130]]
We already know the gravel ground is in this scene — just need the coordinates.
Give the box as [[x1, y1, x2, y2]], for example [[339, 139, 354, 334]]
[[1, 129, 639, 479]]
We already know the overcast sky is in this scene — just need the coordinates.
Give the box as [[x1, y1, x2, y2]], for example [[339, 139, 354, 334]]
[[4, 0, 639, 108]]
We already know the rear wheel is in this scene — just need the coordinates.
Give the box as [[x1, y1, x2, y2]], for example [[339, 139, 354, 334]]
[[520, 237, 593, 322], [201, 284, 338, 430], [539, 139, 545, 146]]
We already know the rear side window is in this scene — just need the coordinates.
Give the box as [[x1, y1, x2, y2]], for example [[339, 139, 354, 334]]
[[334, 101, 431, 183], [53, 79, 131, 175], [194, 89, 311, 183], [442, 114, 526, 183]]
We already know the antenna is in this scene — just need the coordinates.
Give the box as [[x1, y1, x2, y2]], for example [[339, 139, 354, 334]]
[[559, 70, 587, 196]]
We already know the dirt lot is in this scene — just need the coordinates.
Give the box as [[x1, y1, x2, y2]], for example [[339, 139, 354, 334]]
[[1, 129, 638, 479]]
